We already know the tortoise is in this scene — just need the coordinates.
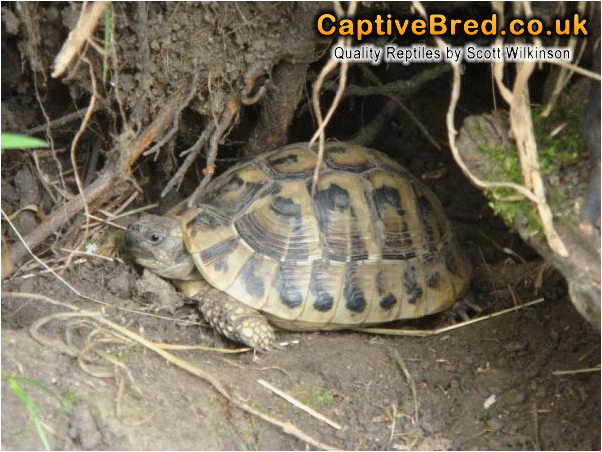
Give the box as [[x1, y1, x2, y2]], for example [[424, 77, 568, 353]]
[[126, 142, 470, 350]]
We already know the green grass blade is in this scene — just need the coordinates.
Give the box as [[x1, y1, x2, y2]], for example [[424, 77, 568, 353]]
[[1, 133, 48, 150]]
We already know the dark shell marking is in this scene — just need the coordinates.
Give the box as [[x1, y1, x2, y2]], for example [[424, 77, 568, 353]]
[[182, 142, 470, 330]]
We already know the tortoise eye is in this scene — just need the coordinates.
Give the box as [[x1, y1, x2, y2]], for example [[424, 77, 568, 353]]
[[149, 232, 163, 244]]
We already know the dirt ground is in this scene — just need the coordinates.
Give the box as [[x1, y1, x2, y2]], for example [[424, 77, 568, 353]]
[[1, 255, 600, 450], [2, 2, 600, 450]]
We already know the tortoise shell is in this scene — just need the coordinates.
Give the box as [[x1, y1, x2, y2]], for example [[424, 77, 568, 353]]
[[172, 142, 470, 330]]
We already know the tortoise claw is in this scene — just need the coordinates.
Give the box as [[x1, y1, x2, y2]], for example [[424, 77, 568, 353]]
[[235, 315, 276, 351]]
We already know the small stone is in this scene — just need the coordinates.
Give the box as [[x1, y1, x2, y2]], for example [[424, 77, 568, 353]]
[[503, 342, 528, 353]]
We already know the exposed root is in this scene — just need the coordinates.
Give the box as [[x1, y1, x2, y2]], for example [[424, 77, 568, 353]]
[[160, 123, 216, 197], [25, 110, 94, 136], [490, 3, 567, 257], [143, 69, 203, 158], [540, 2, 590, 116], [351, 65, 448, 152], [52, 1, 106, 78], [187, 97, 240, 207], [244, 61, 308, 153], [309, 1, 357, 193], [64, 57, 99, 270]]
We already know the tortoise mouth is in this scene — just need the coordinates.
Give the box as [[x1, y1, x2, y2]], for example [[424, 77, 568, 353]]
[[127, 244, 165, 269]]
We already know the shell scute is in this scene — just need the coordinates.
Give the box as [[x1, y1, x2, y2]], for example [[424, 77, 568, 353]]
[[313, 172, 379, 262], [265, 145, 317, 179], [227, 252, 278, 311], [199, 165, 268, 218], [323, 144, 375, 172], [268, 261, 313, 322]]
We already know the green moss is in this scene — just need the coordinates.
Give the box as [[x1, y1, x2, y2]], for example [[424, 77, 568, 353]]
[[485, 187, 541, 235], [299, 385, 333, 409], [484, 144, 523, 184], [471, 101, 586, 234], [532, 104, 585, 171]]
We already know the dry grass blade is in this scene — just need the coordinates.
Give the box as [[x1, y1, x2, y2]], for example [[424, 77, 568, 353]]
[[99, 318, 339, 450], [258, 379, 342, 430], [357, 298, 544, 337], [152, 342, 250, 354], [552, 367, 601, 376], [389, 350, 419, 425], [30, 311, 95, 358], [532, 401, 541, 450]]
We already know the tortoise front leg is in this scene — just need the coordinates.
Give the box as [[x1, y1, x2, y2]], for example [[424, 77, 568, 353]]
[[199, 288, 275, 351]]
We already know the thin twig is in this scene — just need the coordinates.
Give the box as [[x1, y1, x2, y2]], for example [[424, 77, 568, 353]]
[[357, 298, 544, 337], [99, 202, 159, 221], [186, 97, 239, 207], [551, 60, 601, 81], [160, 122, 215, 197], [258, 379, 342, 430], [552, 367, 601, 376], [25, 109, 92, 135]]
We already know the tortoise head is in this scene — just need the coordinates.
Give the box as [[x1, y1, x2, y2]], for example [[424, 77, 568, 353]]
[[126, 214, 196, 280]]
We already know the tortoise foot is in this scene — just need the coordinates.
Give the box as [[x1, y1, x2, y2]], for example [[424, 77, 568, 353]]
[[200, 290, 275, 350]]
